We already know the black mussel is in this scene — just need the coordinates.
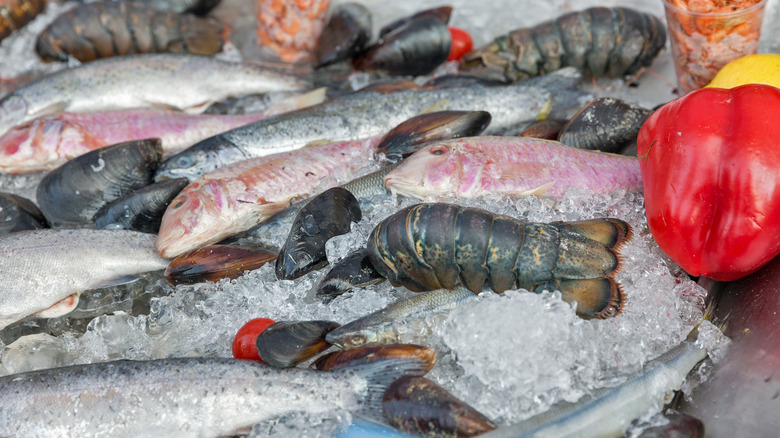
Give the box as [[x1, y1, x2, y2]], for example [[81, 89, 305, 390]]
[[353, 16, 451, 77], [164, 244, 278, 285], [36, 139, 163, 227], [310, 344, 437, 372], [378, 6, 452, 37], [422, 74, 505, 89], [0, 192, 48, 235], [314, 3, 372, 68], [375, 110, 491, 161], [558, 97, 653, 154], [383, 376, 497, 437], [256, 320, 341, 368], [316, 248, 386, 300], [93, 178, 189, 233], [638, 413, 705, 438], [515, 119, 564, 140], [275, 187, 361, 281]]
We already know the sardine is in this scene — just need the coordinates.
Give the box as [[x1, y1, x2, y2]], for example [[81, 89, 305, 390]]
[[155, 67, 589, 181], [479, 323, 715, 438], [0, 54, 310, 138], [0, 356, 429, 437], [384, 136, 642, 200], [0, 228, 169, 329], [326, 287, 478, 349]]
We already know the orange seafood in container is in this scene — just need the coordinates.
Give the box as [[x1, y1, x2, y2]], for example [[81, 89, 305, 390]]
[[662, 0, 767, 93], [255, 0, 330, 63]]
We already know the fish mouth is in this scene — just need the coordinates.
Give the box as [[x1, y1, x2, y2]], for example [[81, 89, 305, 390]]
[[155, 226, 187, 258], [384, 177, 426, 201]]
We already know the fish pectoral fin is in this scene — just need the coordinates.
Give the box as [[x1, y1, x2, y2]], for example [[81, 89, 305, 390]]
[[294, 87, 328, 109], [303, 139, 334, 147], [519, 181, 555, 197], [93, 274, 141, 289], [32, 293, 80, 319], [34, 101, 69, 118]]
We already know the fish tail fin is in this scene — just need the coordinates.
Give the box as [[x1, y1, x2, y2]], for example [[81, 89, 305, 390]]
[[350, 356, 430, 424], [687, 279, 725, 342]]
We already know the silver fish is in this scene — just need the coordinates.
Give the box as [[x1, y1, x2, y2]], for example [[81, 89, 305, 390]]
[[155, 67, 589, 180], [0, 54, 310, 138], [326, 287, 478, 349], [0, 229, 169, 329], [479, 323, 716, 438], [0, 356, 428, 437]]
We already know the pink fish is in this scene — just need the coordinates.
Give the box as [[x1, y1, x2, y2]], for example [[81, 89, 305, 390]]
[[384, 136, 642, 200], [0, 89, 326, 174], [156, 137, 378, 258]]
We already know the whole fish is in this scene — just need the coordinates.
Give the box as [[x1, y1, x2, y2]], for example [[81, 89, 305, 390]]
[[0, 229, 169, 330], [0, 89, 327, 174], [0, 356, 429, 437], [326, 287, 478, 349], [479, 323, 715, 438], [155, 67, 589, 181], [156, 136, 379, 258], [0, 54, 310, 138], [78, 0, 221, 14], [384, 136, 642, 200]]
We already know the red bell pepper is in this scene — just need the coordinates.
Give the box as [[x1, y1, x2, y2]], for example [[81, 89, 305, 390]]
[[637, 84, 780, 281]]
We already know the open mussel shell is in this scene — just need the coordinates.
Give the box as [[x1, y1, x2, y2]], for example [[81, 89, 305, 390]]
[[558, 97, 653, 154], [0, 192, 48, 235], [316, 248, 386, 301], [314, 3, 372, 68], [36, 138, 163, 227], [275, 187, 362, 281], [310, 344, 437, 372], [255, 320, 341, 368], [164, 244, 278, 285], [383, 376, 497, 437], [378, 6, 452, 37], [353, 16, 451, 77], [93, 177, 189, 233], [374, 110, 492, 161]]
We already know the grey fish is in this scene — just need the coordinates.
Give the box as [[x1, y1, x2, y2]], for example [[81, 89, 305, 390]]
[[0, 54, 309, 138], [326, 287, 478, 349], [0, 228, 169, 329], [155, 67, 588, 181], [479, 323, 715, 438], [0, 356, 428, 437]]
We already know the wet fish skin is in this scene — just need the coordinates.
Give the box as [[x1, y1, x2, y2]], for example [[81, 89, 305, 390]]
[[384, 136, 642, 200], [155, 67, 588, 181], [0, 109, 270, 174], [326, 287, 478, 349], [479, 325, 713, 438], [0, 356, 429, 437], [0, 54, 310, 139], [0, 228, 170, 330]]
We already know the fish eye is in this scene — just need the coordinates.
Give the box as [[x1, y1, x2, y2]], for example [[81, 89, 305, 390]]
[[349, 334, 366, 346], [171, 198, 185, 209], [175, 155, 192, 168], [431, 146, 448, 156]]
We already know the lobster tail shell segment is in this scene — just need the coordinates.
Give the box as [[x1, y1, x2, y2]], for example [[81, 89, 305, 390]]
[[366, 203, 632, 319]]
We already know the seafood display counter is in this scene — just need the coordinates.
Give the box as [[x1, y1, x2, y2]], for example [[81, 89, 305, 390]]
[[0, 0, 778, 436]]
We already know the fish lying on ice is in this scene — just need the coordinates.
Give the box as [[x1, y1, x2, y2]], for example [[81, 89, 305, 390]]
[[0, 228, 169, 330], [384, 136, 642, 200], [0, 53, 310, 138], [0, 356, 429, 437], [155, 67, 589, 181]]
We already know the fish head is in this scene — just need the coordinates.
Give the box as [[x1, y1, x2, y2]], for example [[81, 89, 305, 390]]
[[384, 142, 461, 200], [156, 179, 238, 258], [155, 137, 250, 182], [325, 321, 398, 349]]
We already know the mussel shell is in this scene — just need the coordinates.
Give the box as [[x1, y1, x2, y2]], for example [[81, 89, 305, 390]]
[[275, 187, 362, 281], [637, 413, 705, 438], [310, 344, 437, 372], [378, 6, 452, 37], [164, 244, 278, 285], [383, 376, 498, 437], [375, 110, 492, 161], [0, 192, 48, 235], [36, 138, 163, 227], [314, 3, 372, 68], [316, 248, 385, 300], [353, 16, 452, 77], [255, 320, 341, 368], [93, 177, 189, 233], [558, 97, 653, 154], [515, 119, 564, 140]]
